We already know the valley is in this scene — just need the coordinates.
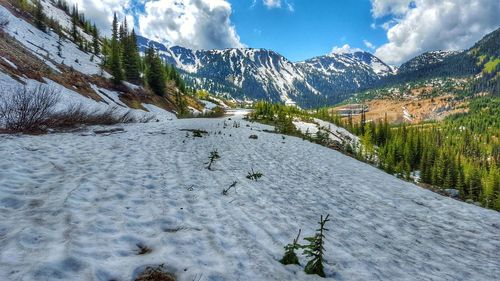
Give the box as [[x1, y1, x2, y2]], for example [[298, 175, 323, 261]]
[[0, 0, 499, 280]]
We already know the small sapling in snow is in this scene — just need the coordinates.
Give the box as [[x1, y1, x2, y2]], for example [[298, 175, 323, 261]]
[[302, 214, 330, 277], [246, 168, 263, 181], [222, 181, 238, 195], [206, 149, 220, 170], [280, 229, 302, 265]]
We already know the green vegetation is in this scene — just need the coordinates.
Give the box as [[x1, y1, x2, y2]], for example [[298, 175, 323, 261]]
[[483, 57, 500, 74], [109, 13, 123, 84], [280, 215, 331, 277], [246, 168, 263, 181], [335, 97, 500, 211], [250, 101, 310, 135], [251, 97, 500, 211], [345, 77, 470, 104], [206, 149, 220, 170], [280, 229, 301, 265], [302, 214, 330, 277], [178, 107, 225, 119], [16, 0, 190, 113]]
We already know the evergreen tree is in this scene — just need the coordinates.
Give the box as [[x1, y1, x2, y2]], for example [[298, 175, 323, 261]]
[[34, 0, 46, 32], [71, 10, 79, 43], [280, 229, 301, 265], [145, 46, 165, 96], [110, 13, 123, 84], [92, 24, 100, 55], [302, 214, 330, 277], [123, 29, 141, 83]]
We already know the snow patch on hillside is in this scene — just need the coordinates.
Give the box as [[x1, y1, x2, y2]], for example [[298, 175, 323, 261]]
[[0, 5, 106, 76]]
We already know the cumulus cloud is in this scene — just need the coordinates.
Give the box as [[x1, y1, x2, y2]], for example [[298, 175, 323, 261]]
[[331, 44, 363, 54], [138, 0, 243, 50], [372, 0, 500, 65], [371, 0, 412, 17], [68, 0, 242, 50], [67, 0, 130, 36]]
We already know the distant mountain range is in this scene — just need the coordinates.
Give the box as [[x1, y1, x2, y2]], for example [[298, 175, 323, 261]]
[[136, 36, 396, 107], [137, 27, 499, 107]]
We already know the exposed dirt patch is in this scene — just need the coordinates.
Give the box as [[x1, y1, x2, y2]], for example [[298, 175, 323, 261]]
[[335, 95, 466, 124], [135, 266, 176, 281]]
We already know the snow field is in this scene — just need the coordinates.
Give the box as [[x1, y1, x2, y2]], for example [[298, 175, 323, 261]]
[[0, 112, 499, 281]]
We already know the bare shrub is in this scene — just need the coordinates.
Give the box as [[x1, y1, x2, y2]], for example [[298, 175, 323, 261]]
[[0, 85, 60, 133], [50, 104, 137, 128], [0, 86, 145, 134]]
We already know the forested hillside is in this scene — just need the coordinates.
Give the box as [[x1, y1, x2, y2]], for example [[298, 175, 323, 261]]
[[380, 28, 499, 96], [322, 97, 500, 210], [1, 0, 202, 118], [249, 96, 500, 212]]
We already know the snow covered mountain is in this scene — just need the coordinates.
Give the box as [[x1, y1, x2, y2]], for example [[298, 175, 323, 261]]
[[397, 51, 462, 74], [296, 52, 396, 104], [136, 36, 396, 107]]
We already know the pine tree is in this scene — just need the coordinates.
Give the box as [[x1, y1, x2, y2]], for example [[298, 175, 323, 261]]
[[110, 13, 123, 84], [34, 0, 46, 32], [280, 229, 301, 265], [456, 163, 466, 198], [468, 167, 482, 201], [92, 24, 100, 55], [145, 46, 166, 96], [206, 149, 220, 170], [56, 34, 63, 58], [71, 11, 79, 43], [302, 214, 330, 277], [123, 29, 141, 83], [420, 148, 430, 183]]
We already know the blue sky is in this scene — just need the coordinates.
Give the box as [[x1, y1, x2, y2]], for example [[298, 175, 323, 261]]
[[229, 0, 387, 61], [75, 0, 499, 65]]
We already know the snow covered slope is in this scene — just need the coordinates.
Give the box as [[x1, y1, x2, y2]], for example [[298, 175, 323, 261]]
[[397, 51, 462, 74], [0, 1, 188, 119], [0, 5, 105, 76], [0, 112, 499, 281]]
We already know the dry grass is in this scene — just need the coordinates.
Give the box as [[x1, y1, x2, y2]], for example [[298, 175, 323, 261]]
[[0, 85, 145, 134], [135, 266, 176, 281]]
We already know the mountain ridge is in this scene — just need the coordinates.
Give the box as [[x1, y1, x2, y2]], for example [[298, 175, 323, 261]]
[[137, 27, 499, 106], [136, 35, 395, 107]]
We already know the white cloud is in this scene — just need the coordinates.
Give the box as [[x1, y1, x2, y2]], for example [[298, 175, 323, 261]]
[[263, 0, 281, 9], [371, 0, 412, 17], [262, 0, 294, 12], [138, 0, 243, 50], [372, 0, 500, 65], [363, 40, 376, 50], [67, 0, 130, 36], [331, 44, 363, 54], [69, 0, 243, 50]]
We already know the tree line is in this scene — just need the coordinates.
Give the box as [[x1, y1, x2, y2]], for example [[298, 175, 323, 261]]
[[15, 0, 188, 111], [319, 97, 500, 210], [251, 97, 500, 211]]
